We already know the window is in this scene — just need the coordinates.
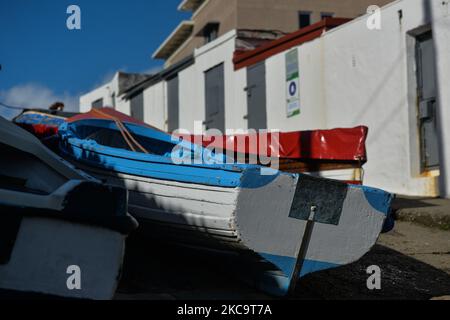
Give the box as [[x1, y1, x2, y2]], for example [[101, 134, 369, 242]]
[[130, 92, 144, 121], [91, 98, 103, 109], [167, 75, 179, 133], [203, 23, 219, 44], [299, 11, 311, 29], [111, 93, 116, 108], [321, 12, 334, 20]]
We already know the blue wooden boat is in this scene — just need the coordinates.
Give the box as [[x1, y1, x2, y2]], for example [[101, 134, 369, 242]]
[[56, 109, 394, 296], [0, 116, 137, 299]]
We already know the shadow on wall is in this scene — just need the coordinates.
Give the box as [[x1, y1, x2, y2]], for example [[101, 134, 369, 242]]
[[423, 0, 447, 197]]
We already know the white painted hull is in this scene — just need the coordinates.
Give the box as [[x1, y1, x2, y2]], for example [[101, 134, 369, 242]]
[[77, 166, 244, 249], [79, 166, 389, 272], [55, 116, 390, 296], [0, 217, 125, 300], [67, 159, 391, 296]]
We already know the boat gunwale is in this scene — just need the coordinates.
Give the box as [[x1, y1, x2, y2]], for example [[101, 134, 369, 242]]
[[59, 119, 259, 173]]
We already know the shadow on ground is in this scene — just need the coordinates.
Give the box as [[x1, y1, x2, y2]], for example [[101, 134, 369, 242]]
[[392, 197, 439, 210], [294, 244, 450, 300], [116, 236, 450, 300]]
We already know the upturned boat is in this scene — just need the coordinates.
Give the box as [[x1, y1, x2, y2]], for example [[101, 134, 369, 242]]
[[0, 116, 137, 299]]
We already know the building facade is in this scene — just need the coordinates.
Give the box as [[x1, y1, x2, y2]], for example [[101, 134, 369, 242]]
[[79, 72, 150, 116], [79, 0, 450, 198], [154, 0, 394, 66], [123, 0, 448, 197]]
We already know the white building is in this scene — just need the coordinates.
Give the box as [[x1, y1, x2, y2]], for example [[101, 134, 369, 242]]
[[80, 0, 450, 198], [79, 72, 150, 116]]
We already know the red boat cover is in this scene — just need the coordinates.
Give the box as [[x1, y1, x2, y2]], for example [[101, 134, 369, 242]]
[[67, 107, 150, 127], [179, 126, 368, 161]]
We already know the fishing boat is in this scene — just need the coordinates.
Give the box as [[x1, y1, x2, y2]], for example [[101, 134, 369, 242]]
[[56, 108, 393, 296], [14, 108, 367, 184], [13, 109, 77, 151], [0, 116, 137, 299]]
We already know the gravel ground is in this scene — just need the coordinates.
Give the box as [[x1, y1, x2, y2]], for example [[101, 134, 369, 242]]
[[115, 221, 450, 300]]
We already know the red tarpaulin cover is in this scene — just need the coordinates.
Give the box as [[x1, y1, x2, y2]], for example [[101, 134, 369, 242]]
[[179, 126, 368, 162], [68, 108, 368, 162]]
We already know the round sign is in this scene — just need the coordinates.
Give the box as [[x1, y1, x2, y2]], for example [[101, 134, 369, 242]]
[[289, 81, 297, 97]]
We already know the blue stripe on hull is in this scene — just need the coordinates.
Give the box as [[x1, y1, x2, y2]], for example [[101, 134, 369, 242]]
[[58, 120, 281, 188], [350, 185, 395, 233], [60, 143, 244, 187], [350, 185, 393, 215], [259, 252, 340, 296], [299, 259, 340, 277]]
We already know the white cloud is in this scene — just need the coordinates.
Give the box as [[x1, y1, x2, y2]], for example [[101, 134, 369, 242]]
[[0, 83, 80, 119]]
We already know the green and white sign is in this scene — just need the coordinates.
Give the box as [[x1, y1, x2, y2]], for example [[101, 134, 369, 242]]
[[286, 48, 300, 118]]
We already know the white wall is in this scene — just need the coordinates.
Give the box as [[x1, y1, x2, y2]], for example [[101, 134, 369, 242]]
[[115, 97, 131, 116], [144, 30, 247, 133], [178, 64, 199, 132], [178, 30, 248, 132], [79, 83, 112, 113], [79, 73, 130, 114], [133, 0, 448, 196], [265, 39, 327, 131], [177, 0, 443, 196], [320, 0, 440, 196], [143, 81, 166, 130]]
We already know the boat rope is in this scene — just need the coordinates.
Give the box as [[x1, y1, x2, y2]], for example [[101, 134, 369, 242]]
[[92, 109, 147, 153], [112, 119, 150, 154], [92, 110, 137, 152], [90, 109, 149, 154]]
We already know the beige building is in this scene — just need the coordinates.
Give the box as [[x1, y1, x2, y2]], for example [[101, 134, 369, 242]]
[[153, 0, 394, 66]]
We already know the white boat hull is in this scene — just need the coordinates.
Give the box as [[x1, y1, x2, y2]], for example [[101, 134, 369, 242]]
[[76, 164, 390, 295]]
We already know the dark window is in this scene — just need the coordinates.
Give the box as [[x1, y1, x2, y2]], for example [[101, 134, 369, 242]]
[[204, 64, 225, 132], [204, 23, 219, 44], [321, 12, 334, 20], [111, 93, 116, 108], [416, 32, 439, 169], [299, 11, 311, 29], [167, 75, 179, 132], [91, 98, 103, 109], [130, 92, 144, 121], [246, 62, 267, 130]]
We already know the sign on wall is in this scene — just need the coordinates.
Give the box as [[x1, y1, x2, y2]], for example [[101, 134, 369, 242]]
[[286, 48, 300, 118]]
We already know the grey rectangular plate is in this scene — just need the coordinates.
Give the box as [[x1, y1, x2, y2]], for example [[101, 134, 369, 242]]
[[289, 175, 348, 225]]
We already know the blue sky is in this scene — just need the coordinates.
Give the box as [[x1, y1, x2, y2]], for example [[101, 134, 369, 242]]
[[0, 0, 189, 116]]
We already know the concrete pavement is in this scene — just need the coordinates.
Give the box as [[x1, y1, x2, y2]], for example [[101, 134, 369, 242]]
[[392, 196, 450, 231]]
